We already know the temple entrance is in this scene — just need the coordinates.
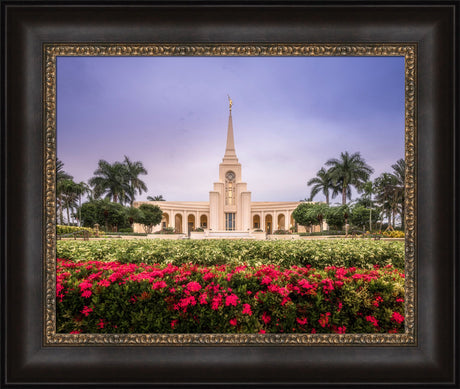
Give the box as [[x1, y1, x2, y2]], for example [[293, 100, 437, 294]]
[[174, 214, 183, 233], [265, 215, 273, 234], [225, 213, 236, 231]]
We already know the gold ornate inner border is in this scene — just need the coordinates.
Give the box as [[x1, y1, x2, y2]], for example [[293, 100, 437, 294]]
[[43, 44, 416, 346]]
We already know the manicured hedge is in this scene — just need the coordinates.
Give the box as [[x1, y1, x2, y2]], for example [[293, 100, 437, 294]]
[[57, 225, 103, 236], [56, 239, 405, 270], [57, 259, 405, 334]]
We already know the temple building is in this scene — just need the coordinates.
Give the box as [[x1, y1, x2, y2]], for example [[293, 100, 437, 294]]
[[133, 100, 315, 237]]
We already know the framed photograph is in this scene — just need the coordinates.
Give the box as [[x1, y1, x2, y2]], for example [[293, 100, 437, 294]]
[[2, 1, 457, 386]]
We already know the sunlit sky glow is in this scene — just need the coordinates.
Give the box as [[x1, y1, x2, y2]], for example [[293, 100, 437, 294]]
[[57, 56, 404, 203]]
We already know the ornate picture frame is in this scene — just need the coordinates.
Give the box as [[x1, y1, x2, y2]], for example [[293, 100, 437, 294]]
[[3, 1, 457, 386], [44, 43, 416, 346]]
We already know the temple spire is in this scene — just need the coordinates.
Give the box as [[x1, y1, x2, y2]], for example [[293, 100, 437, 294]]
[[223, 96, 238, 162]]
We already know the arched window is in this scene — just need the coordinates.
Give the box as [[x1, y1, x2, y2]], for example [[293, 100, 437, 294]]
[[225, 171, 236, 205]]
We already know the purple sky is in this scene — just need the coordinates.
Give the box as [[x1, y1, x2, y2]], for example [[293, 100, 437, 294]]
[[57, 56, 404, 202]]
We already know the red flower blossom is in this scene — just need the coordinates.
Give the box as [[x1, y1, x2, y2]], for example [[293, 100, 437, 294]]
[[296, 317, 308, 325], [242, 303, 252, 316], [225, 294, 239, 307], [171, 319, 178, 329], [98, 279, 110, 287], [262, 312, 271, 324], [81, 306, 93, 317], [152, 280, 167, 290], [391, 312, 404, 324], [186, 281, 202, 292], [229, 318, 237, 326], [365, 315, 379, 327], [199, 292, 208, 304], [81, 290, 92, 299], [211, 294, 223, 310], [318, 312, 331, 328]]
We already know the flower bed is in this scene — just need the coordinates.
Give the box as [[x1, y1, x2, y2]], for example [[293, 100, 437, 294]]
[[57, 239, 405, 270], [57, 258, 405, 334]]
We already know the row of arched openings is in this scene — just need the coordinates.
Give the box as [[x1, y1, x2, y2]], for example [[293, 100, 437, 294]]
[[161, 213, 208, 233]]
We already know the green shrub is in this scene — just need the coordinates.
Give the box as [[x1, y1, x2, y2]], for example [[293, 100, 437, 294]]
[[57, 239, 405, 270], [57, 225, 102, 237]]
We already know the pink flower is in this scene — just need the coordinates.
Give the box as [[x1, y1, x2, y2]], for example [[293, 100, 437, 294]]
[[186, 281, 202, 292], [391, 312, 405, 324], [262, 312, 271, 324], [81, 290, 92, 298], [336, 326, 346, 334], [259, 329, 266, 334], [261, 276, 272, 285], [199, 292, 208, 304], [396, 297, 404, 303], [318, 312, 331, 328], [242, 303, 252, 316], [97, 319, 105, 329], [298, 279, 315, 290], [152, 280, 167, 290], [296, 317, 308, 325], [321, 278, 334, 294], [225, 294, 239, 307], [171, 319, 178, 329], [211, 294, 223, 310], [229, 318, 237, 326], [79, 280, 92, 291], [81, 306, 93, 317], [365, 315, 379, 327], [98, 279, 110, 287], [70, 330, 81, 334]]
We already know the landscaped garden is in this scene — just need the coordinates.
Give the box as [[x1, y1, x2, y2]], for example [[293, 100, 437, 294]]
[[56, 239, 405, 334]]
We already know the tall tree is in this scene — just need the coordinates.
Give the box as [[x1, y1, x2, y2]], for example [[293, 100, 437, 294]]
[[59, 179, 79, 225], [374, 172, 400, 228], [391, 158, 405, 229], [123, 156, 148, 206], [307, 167, 337, 205], [56, 159, 73, 225], [74, 181, 90, 226], [325, 151, 374, 205], [89, 160, 130, 204]]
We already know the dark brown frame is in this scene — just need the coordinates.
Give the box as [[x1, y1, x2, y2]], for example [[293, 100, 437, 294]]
[[2, 1, 457, 386]]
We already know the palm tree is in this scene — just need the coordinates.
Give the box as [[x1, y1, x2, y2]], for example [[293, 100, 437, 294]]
[[147, 195, 165, 201], [56, 159, 72, 182], [56, 159, 73, 225], [74, 181, 90, 226], [89, 160, 130, 204], [374, 173, 400, 228], [58, 179, 79, 225], [123, 156, 148, 206], [325, 151, 374, 205], [362, 181, 375, 231], [307, 167, 337, 205], [391, 158, 405, 228]]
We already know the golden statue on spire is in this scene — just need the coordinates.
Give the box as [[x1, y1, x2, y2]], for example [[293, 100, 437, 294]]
[[227, 94, 233, 111]]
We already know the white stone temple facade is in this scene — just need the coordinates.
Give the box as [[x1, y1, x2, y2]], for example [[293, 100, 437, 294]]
[[133, 103, 313, 237]]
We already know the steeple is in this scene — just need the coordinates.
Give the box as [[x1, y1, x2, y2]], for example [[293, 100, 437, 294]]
[[223, 96, 238, 163]]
